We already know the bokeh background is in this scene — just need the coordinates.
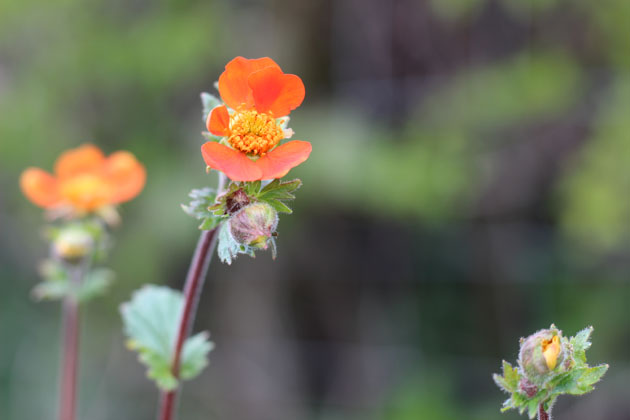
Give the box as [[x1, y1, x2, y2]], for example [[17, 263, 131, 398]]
[[1, 0, 629, 419]]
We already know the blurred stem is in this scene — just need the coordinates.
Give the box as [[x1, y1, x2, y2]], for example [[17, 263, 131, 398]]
[[158, 226, 220, 420], [58, 267, 84, 420], [538, 404, 551, 420]]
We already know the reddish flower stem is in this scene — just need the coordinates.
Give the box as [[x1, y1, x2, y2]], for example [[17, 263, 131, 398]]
[[538, 404, 551, 420], [157, 226, 220, 420], [59, 267, 84, 420]]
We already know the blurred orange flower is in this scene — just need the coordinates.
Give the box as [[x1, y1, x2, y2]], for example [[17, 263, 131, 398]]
[[20, 144, 146, 213], [201, 57, 312, 181]]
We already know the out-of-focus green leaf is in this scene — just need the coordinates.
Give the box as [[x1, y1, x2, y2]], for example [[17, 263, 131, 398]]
[[77, 268, 114, 302], [120, 285, 213, 391]]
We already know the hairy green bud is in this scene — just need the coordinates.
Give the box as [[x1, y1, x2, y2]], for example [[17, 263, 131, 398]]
[[229, 203, 278, 249], [53, 227, 94, 264]]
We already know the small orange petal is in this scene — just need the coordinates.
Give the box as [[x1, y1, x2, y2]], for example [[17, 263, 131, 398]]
[[20, 168, 61, 208], [207, 105, 231, 136], [255, 140, 312, 179], [103, 151, 146, 204], [201, 142, 263, 181], [218, 57, 281, 110], [54, 144, 105, 179], [248, 67, 305, 117]]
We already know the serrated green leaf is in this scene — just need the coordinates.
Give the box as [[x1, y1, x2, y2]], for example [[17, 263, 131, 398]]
[[571, 364, 608, 395], [217, 223, 241, 265], [494, 360, 519, 394], [182, 188, 217, 219], [259, 178, 302, 195], [503, 360, 519, 390], [265, 199, 293, 214], [181, 332, 214, 380], [526, 399, 539, 419], [571, 326, 593, 365], [120, 285, 214, 391]]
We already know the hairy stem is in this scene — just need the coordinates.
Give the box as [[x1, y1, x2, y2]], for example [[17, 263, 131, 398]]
[[157, 227, 220, 420], [538, 404, 552, 420], [58, 267, 84, 420]]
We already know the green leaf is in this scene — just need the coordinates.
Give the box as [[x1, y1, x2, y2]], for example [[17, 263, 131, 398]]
[[182, 187, 226, 230], [266, 199, 293, 214], [526, 399, 538, 419], [255, 179, 301, 214], [181, 332, 214, 380], [493, 360, 519, 393], [32, 279, 71, 301], [572, 365, 609, 395], [77, 268, 114, 302], [571, 326, 593, 365], [182, 188, 217, 218], [258, 178, 302, 196], [120, 285, 214, 391], [217, 222, 241, 265]]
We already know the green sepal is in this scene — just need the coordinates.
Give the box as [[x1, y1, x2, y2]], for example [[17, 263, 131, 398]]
[[120, 285, 214, 391], [200, 92, 221, 122]]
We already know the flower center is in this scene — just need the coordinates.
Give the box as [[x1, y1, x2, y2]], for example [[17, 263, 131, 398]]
[[60, 174, 112, 211], [228, 110, 284, 155]]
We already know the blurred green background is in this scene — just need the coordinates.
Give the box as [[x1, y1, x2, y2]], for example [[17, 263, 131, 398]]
[[1, 0, 629, 419]]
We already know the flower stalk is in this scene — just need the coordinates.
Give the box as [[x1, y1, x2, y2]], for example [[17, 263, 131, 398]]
[[58, 265, 86, 420], [538, 404, 551, 420], [157, 227, 220, 420]]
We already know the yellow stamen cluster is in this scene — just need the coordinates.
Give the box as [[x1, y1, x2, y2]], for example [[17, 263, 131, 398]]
[[228, 110, 284, 155]]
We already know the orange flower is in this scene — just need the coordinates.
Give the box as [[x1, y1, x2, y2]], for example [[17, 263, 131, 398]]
[[201, 57, 312, 181], [20, 144, 146, 213]]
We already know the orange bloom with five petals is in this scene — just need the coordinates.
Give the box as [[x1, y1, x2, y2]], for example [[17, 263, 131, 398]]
[[201, 57, 312, 181], [20, 144, 146, 214]]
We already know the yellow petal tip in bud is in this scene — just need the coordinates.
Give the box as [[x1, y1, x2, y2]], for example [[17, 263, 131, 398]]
[[542, 335, 561, 370]]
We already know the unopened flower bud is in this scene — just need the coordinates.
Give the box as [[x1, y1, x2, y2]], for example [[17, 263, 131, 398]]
[[518, 327, 567, 384], [229, 203, 278, 249], [225, 188, 250, 214], [53, 228, 94, 264]]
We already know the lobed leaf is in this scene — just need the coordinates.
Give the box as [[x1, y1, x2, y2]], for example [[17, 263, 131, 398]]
[[120, 285, 214, 391]]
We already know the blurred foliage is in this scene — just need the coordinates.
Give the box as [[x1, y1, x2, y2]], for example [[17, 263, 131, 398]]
[[1, 0, 630, 419], [558, 78, 630, 250]]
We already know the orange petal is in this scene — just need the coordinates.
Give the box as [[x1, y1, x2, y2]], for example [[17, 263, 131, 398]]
[[103, 151, 146, 203], [20, 168, 61, 208], [218, 57, 281, 110], [207, 105, 231, 136], [248, 66, 305, 117], [256, 141, 312, 179], [201, 142, 263, 181], [54, 144, 105, 179]]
